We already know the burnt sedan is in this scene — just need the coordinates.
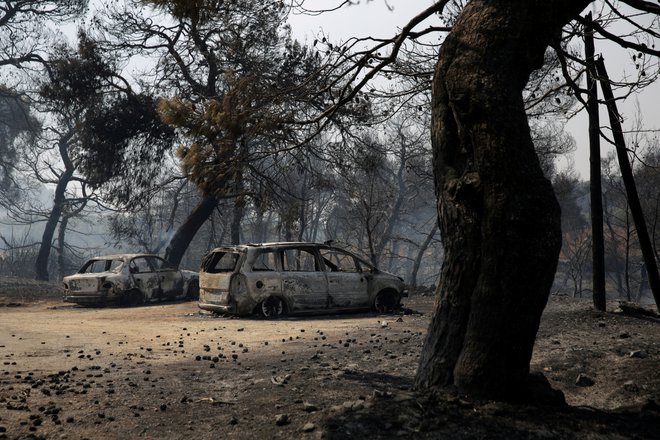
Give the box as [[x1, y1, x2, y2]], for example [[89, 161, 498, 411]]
[[198, 242, 407, 317], [63, 254, 199, 306]]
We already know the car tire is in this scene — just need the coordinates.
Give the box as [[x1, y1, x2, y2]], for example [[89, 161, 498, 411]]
[[260, 296, 285, 318], [186, 282, 200, 300], [121, 289, 144, 307], [373, 291, 398, 314]]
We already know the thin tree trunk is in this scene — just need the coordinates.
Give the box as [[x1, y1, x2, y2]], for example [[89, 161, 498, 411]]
[[165, 194, 217, 267], [411, 224, 438, 288], [415, 0, 590, 402], [56, 215, 69, 281], [625, 210, 632, 301], [35, 178, 70, 280], [231, 198, 244, 245], [596, 57, 660, 311], [35, 133, 75, 281], [585, 16, 606, 311]]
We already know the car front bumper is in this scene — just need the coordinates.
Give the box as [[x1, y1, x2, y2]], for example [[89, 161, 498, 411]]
[[63, 291, 114, 305]]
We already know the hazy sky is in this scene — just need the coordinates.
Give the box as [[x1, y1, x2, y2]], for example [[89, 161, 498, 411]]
[[288, 0, 660, 180]]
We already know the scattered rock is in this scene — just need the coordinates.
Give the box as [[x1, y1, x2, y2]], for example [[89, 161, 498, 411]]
[[629, 350, 648, 359], [576, 374, 595, 387], [302, 422, 316, 432], [303, 402, 318, 413], [624, 381, 639, 393], [275, 414, 289, 426]]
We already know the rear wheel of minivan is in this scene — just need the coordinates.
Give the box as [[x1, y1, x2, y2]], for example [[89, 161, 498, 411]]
[[259, 296, 285, 318]]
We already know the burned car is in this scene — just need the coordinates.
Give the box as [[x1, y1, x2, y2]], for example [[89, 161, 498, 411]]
[[63, 254, 199, 306], [198, 242, 407, 317]]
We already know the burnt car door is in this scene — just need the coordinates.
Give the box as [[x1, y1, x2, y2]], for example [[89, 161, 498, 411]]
[[151, 256, 184, 299], [128, 256, 161, 300], [319, 248, 370, 308], [281, 247, 328, 311]]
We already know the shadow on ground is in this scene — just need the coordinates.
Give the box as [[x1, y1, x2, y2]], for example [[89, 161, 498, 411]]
[[322, 388, 660, 439]]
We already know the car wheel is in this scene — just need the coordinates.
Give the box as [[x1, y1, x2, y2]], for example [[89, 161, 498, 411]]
[[260, 297, 285, 318], [186, 282, 200, 300], [121, 289, 144, 307], [373, 291, 397, 314]]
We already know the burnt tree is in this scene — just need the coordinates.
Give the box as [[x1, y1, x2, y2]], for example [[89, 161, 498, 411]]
[[414, 0, 591, 401]]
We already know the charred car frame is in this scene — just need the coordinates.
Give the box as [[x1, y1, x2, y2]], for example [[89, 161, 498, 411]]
[[198, 242, 407, 317], [63, 254, 199, 306]]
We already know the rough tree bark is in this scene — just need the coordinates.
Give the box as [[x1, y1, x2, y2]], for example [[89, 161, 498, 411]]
[[35, 133, 75, 281], [415, 0, 591, 402], [596, 57, 660, 310], [585, 16, 607, 311], [411, 224, 438, 288], [164, 194, 217, 268]]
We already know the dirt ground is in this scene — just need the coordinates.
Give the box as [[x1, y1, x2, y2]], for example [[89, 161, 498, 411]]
[[1, 282, 659, 439]]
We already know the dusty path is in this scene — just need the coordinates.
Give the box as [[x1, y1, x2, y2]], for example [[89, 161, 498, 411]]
[[1, 294, 658, 439], [1, 297, 432, 439]]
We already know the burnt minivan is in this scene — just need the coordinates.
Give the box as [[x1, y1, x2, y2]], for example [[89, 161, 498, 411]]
[[198, 242, 406, 317]]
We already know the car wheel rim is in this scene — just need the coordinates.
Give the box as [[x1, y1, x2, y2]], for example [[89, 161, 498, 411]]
[[374, 293, 392, 313], [262, 297, 283, 317]]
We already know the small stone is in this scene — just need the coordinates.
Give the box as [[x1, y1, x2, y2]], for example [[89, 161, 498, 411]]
[[352, 400, 365, 411], [629, 350, 648, 359], [275, 414, 289, 426], [575, 373, 594, 387], [302, 422, 316, 432], [303, 402, 318, 413], [624, 381, 639, 392]]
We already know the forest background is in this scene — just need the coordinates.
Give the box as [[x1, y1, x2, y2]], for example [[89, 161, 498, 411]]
[[0, 0, 658, 305]]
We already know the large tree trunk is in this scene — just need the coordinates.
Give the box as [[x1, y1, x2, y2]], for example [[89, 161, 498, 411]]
[[165, 194, 217, 267], [35, 133, 75, 281], [34, 170, 72, 280], [415, 0, 590, 402]]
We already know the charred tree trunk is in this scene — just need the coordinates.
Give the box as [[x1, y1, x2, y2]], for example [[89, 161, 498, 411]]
[[35, 134, 75, 281], [596, 57, 660, 311], [165, 194, 217, 267], [231, 197, 244, 245], [56, 215, 69, 281], [585, 16, 607, 311], [415, 0, 590, 402], [35, 171, 73, 280], [410, 224, 438, 288]]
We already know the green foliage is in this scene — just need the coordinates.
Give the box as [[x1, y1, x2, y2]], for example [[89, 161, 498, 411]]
[[40, 32, 175, 206], [40, 32, 114, 117], [78, 94, 175, 193], [141, 2, 325, 198], [143, 0, 228, 23], [0, 88, 38, 197]]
